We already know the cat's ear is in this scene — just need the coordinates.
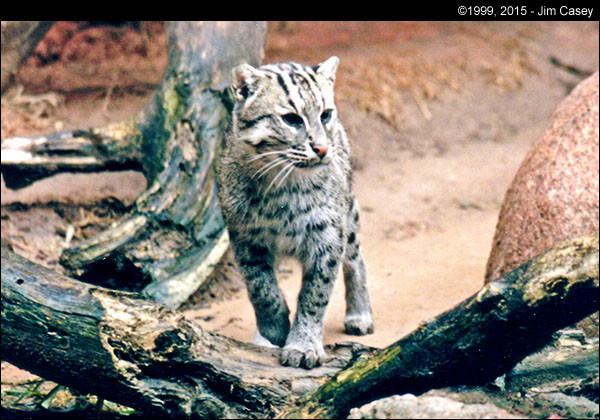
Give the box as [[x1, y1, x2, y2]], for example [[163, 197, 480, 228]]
[[314, 56, 339, 83], [231, 63, 261, 101]]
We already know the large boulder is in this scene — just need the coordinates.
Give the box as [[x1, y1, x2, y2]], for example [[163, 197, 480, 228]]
[[485, 72, 599, 284]]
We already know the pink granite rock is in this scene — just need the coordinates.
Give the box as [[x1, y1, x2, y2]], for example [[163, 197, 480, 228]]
[[485, 71, 599, 284]]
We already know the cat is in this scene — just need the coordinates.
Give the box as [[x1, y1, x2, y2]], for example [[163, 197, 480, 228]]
[[216, 56, 373, 369]]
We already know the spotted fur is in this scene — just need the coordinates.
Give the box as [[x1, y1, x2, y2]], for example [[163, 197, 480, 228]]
[[216, 56, 374, 369]]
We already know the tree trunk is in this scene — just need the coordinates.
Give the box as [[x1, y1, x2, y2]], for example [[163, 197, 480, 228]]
[[2, 234, 597, 418], [1, 21, 54, 93], [1, 21, 267, 308]]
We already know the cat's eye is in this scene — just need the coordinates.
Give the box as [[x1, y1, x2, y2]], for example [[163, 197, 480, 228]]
[[320, 109, 333, 124], [281, 113, 304, 128]]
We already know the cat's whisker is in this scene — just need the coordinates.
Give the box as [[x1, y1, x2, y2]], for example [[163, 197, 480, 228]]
[[286, 153, 318, 168], [286, 151, 309, 160], [252, 157, 283, 176], [251, 157, 287, 179], [276, 163, 295, 188], [248, 150, 284, 163], [265, 161, 294, 194]]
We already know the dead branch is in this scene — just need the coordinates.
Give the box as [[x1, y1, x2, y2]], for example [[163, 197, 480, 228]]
[[1, 245, 366, 418], [2, 234, 597, 418], [283, 233, 599, 418]]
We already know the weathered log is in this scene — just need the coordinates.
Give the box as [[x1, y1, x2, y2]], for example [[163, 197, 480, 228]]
[[1, 22, 267, 308], [284, 233, 599, 419], [2, 234, 597, 418], [0, 128, 144, 189], [1, 245, 365, 418]]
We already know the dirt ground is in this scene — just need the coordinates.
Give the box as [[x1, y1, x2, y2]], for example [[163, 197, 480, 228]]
[[1, 21, 598, 415]]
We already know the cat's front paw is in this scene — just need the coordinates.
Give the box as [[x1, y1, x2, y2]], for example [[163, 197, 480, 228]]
[[253, 330, 279, 348], [280, 342, 326, 369], [344, 312, 374, 335]]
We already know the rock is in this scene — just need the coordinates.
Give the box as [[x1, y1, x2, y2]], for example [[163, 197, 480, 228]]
[[485, 72, 599, 284], [347, 391, 525, 419], [535, 392, 599, 419], [506, 328, 599, 402], [351, 73, 600, 420], [482, 72, 599, 419]]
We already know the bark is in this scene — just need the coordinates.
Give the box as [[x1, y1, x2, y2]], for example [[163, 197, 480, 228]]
[[1, 245, 366, 418], [285, 233, 599, 418], [1, 21, 267, 308], [2, 234, 597, 418], [1, 21, 54, 93]]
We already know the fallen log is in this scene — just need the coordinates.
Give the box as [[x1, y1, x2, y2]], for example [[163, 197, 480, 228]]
[[285, 233, 599, 418], [0, 244, 364, 418], [2, 234, 597, 418]]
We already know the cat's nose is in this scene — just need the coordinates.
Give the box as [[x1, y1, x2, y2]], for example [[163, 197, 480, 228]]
[[311, 144, 328, 158]]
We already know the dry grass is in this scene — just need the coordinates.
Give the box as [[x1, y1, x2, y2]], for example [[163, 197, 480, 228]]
[[266, 22, 540, 130]]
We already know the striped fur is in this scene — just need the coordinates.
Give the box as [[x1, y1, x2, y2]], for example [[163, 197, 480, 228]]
[[216, 57, 373, 369]]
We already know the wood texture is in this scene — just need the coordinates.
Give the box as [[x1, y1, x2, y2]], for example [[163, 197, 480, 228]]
[[284, 233, 599, 418], [1, 22, 267, 308], [3, 233, 597, 418]]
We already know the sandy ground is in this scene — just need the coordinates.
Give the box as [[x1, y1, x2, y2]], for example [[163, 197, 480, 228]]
[[1, 21, 598, 412]]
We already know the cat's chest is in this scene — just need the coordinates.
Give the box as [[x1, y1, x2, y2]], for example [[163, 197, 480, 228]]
[[249, 186, 344, 253]]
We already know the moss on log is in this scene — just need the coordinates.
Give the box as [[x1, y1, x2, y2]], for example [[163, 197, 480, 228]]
[[284, 234, 599, 419], [2, 234, 597, 418], [1, 22, 267, 308]]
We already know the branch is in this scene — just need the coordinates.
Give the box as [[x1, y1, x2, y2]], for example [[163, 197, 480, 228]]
[[2, 234, 597, 418], [1, 245, 366, 418], [284, 233, 599, 418], [1, 123, 142, 189]]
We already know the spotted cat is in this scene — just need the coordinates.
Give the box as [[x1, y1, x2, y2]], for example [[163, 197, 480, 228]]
[[216, 56, 373, 369]]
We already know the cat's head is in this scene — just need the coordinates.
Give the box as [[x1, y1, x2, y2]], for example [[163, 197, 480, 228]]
[[229, 57, 340, 177]]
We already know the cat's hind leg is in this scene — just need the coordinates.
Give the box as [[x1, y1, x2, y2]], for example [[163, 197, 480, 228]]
[[342, 201, 374, 335]]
